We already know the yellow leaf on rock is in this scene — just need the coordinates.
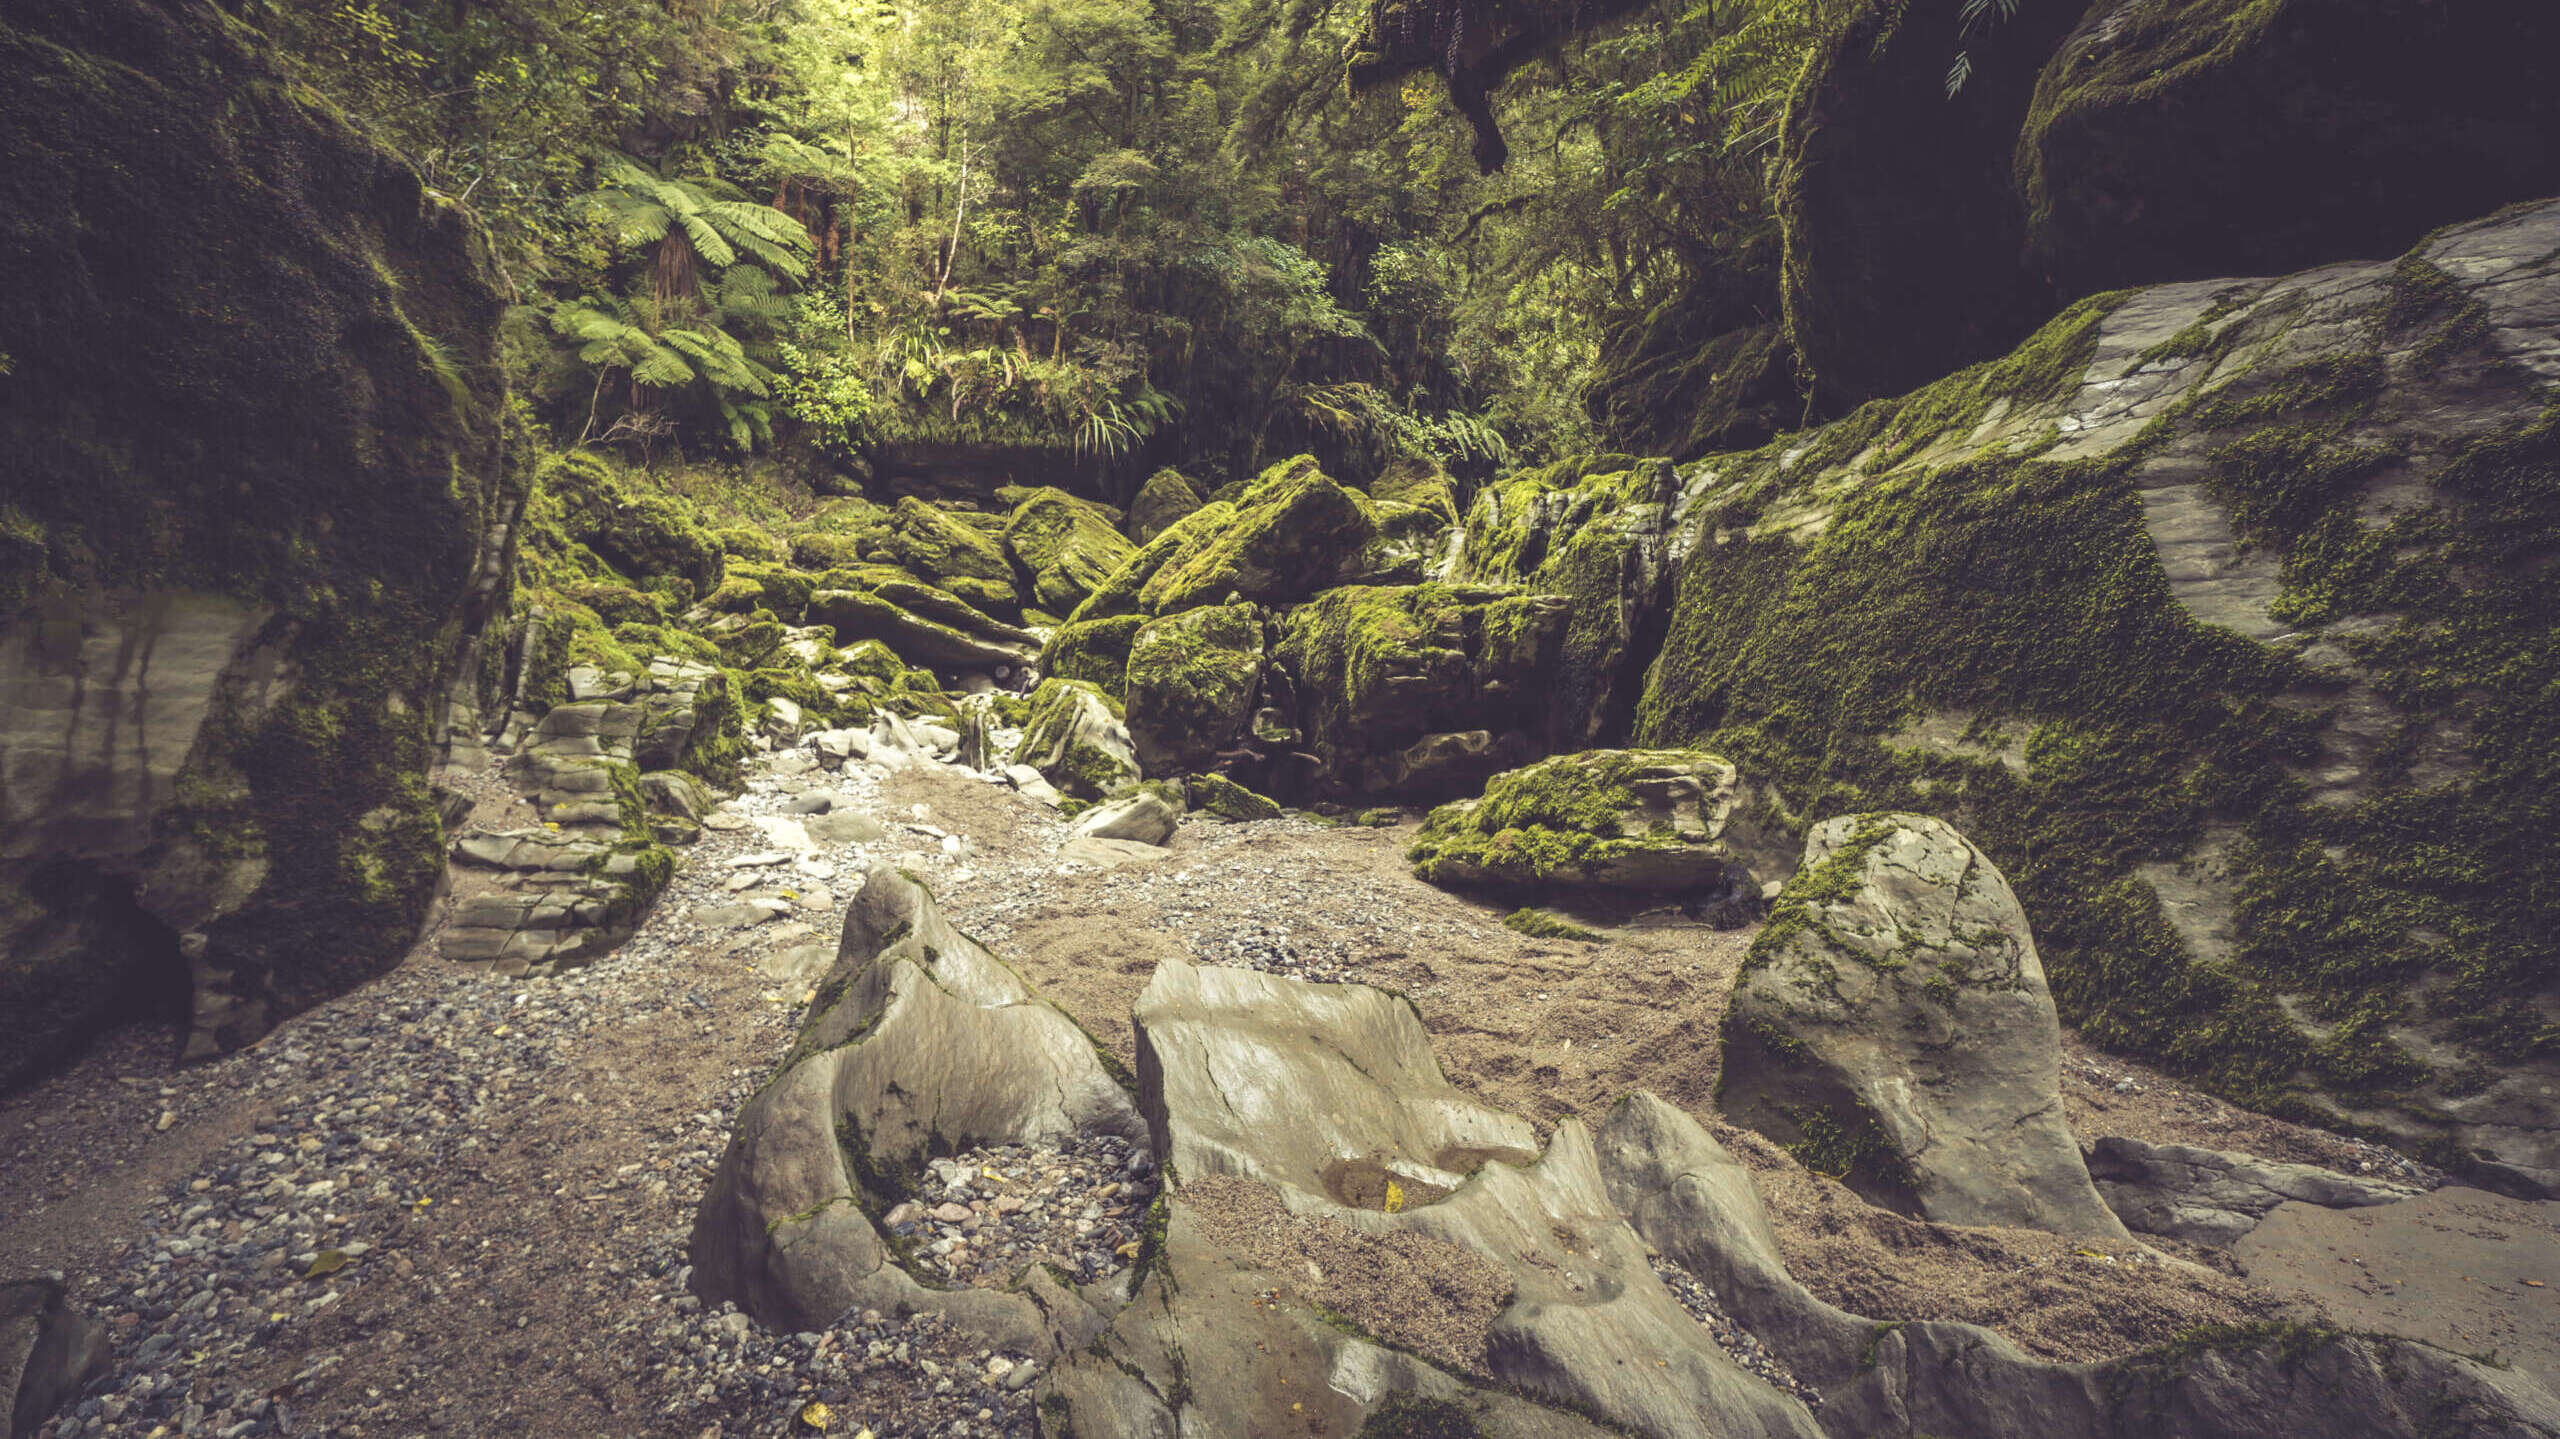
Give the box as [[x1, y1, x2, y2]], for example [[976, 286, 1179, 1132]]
[[798, 1400, 833, 1430], [302, 1249, 354, 1279], [1115, 1240, 1141, 1260], [1382, 1180, 1404, 1214]]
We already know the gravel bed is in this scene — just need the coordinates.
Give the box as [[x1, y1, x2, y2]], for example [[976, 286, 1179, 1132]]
[[28, 737, 1058, 1439], [1649, 1258, 1821, 1407], [883, 1138, 1160, 1288], [951, 833, 1501, 986]]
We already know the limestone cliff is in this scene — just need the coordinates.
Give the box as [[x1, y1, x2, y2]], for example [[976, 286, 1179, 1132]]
[[0, 0, 523, 1082]]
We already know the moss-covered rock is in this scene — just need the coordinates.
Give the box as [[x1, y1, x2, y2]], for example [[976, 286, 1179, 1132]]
[[1127, 467, 1204, 541], [1068, 500, 1238, 621], [2017, 0, 2560, 301], [1368, 458, 1461, 524], [1037, 614, 1145, 700], [1408, 750, 1786, 900], [1722, 814, 2129, 1236], [714, 525, 785, 563], [883, 496, 1020, 617], [0, 0, 522, 1075], [1016, 679, 1141, 799], [1123, 603, 1267, 776], [1453, 457, 1682, 748], [1003, 487, 1136, 614], [806, 568, 1037, 675], [1187, 773, 1282, 823], [1141, 457, 1377, 615], [1273, 583, 1570, 799], [537, 452, 726, 594], [1609, 202, 2560, 1189]]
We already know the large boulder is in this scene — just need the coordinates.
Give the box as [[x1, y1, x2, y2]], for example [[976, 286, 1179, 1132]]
[[1621, 202, 2560, 1193], [2018, 0, 2560, 300], [1595, 1092, 2560, 1439], [1409, 750, 1791, 902], [1034, 614, 1143, 699], [1014, 679, 1139, 799], [880, 496, 1019, 617], [688, 864, 1143, 1337], [1722, 815, 2127, 1238], [1272, 583, 1569, 798], [0, 0, 523, 1079], [806, 580, 1035, 673], [1125, 467, 1203, 542], [1776, 0, 2094, 408], [1121, 602, 1266, 775], [1046, 958, 1826, 1439], [1065, 787, 1181, 847], [1001, 486, 1133, 614], [1072, 456, 1377, 620]]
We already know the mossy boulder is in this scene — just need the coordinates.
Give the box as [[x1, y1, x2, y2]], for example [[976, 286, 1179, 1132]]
[[1722, 814, 2130, 1237], [1037, 614, 1145, 700], [1585, 270, 1796, 459], [1369, 458, 1461, 524], [2018, 0, 2560, 300], [0, 0, 522, 1074], [1123, 603, 1267, 776], [883, 496, 1020, 617], [1775, 0, 2091, 409], [1127, 467, 1204, 541], [1141, 457, 1377, 615], [1408, 750, 1787, 898], [1068, 500, 1238, 621], [1454, 457, 1681, 748], [1015, 679, 1140, 800], [714, 525, 785, 563], [1274, 583, 1570, 798], [1187, 773, 1282, 823], [1002, 487, 1136, 613], [1075, 457, 1378, 622], [537, 453, 726, 594], [1613, 202, 2560, 1191], [807, 585, 1035, 674]]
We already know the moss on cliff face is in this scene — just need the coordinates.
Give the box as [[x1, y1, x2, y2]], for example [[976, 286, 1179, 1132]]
[[1628, 215, 2560, 1158], [0, 0, 524, 1070]]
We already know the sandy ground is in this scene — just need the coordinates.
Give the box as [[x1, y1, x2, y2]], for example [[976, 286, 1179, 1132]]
[[7, 751, 2559, 1437]]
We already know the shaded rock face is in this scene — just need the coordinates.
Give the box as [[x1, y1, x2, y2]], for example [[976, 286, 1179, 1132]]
[[2087, 1134, 2421, 1247], [2019, 0, 2560, 299], [1, 1278, 107, 1439], [1596, 1092, 2560, 1439], [0, 0, 521, 1082], [1000, 487, 1132, 615], [1778, 0, 2098, 408], [1409, 750, 1791, 903], [1125, 468, 1202, 542], [687, 865, 1143, 1338], [1607, 201, 2560, 1194], [1724, 815, 2127, 1238]]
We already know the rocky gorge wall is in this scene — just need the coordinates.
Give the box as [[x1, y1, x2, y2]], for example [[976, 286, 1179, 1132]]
[[0, 0, 523, 1083], [1480, 205, 2560, 1194]]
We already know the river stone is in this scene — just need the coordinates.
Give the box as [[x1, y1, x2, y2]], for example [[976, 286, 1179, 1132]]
[[1, 1278, 106, 1439], [1722, 814, 2128, 1238], [689, 863, 1142, 1337], [2086, 1135, 2423, 1246], [1065, 789, 1180, 847]]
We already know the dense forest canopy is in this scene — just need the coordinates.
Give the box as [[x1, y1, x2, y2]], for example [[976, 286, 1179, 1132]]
[[234, 0, 1945, 490]]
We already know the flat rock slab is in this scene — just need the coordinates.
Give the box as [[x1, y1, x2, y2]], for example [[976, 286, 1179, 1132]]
[[2089, 1134, 2421, 1246], [2236, 1187, 2560, 1397]]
